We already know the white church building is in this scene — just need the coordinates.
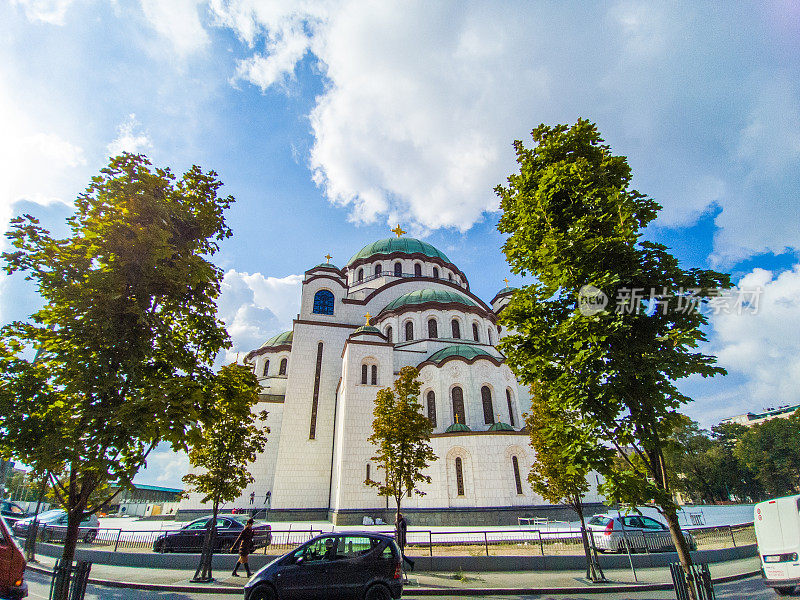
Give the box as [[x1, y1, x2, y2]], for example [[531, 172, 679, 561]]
[[179, 233, 602, 525]]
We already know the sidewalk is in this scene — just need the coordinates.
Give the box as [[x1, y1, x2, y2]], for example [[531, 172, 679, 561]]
[[25, 552, 763, 595]]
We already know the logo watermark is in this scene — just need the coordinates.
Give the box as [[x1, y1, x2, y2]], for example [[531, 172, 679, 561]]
[[578, 286, 762, 316]]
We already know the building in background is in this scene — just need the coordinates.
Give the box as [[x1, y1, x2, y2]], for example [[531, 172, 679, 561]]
[[179, 233, 605, 525], [721, 403, 800, 427]]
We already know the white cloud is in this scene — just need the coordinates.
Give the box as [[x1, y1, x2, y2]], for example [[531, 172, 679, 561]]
[[11, 0, 75, 25], [106, 114, 153, 157], [139, 0, 210, 57], [690, 265, 800, 424], [216, 2, 800, 259], [217, 269, 302, 363], [134, 443, 191, 488]]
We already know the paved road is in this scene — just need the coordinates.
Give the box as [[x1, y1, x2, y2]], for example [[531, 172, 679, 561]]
[[24, 569, 785, 600]]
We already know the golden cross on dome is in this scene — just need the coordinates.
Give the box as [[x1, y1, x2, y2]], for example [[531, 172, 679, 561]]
[[364, 313, 372, 325], [325, 253, 332, 264], [503, 278, 509, 287], [455, 414, 459, 424], [391, 224, 406, 238]]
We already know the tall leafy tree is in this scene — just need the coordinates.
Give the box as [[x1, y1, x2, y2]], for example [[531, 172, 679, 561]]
[[525, 383, 611, 582], [497, 120, 730, 598], [734, 410, 800, 498], [366, 366, 437, 524], [0, 153, 233, 597], [183, 362, 268, 582]]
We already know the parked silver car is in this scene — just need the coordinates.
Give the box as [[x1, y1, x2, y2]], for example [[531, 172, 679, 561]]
[[12, 509, 99, 543], [586, 513, 696, 553]]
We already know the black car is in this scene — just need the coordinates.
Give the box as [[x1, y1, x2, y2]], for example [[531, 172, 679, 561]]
[[244, 532, 403, 600], [153, 516, 272, 553], [0, 501, 27, 526]]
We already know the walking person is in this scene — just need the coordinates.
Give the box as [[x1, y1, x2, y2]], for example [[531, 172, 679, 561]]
[[231, 518, 255, 577], [395, 512, 414, 571]]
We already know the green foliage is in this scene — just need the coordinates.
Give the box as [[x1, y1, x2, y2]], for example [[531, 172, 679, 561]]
[[525, 383, 611, 509], [734, 410, 800, 498], [0, 153, 234, 577], [182, 363, 268, 506], [366, 366, 437, 513], [497, 121, 730, 584]]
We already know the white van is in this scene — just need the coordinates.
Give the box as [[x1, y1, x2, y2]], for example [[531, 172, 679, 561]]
[[754, 495, 800, 596]]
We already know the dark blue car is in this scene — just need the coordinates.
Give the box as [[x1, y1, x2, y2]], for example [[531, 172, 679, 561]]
[[244, 532, 403, 600]]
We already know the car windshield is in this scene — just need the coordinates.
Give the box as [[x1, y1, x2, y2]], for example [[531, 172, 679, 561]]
[[36, 510, 65, 521], [588, 516, 611, 526]]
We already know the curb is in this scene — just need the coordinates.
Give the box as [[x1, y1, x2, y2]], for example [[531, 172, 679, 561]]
[[26, 562, 763, 596]]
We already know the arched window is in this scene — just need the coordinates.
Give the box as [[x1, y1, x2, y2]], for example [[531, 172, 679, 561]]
[[366, 463, 370, 482], [472, 323, 479, 342], [386, 326, 393, 342], [309, 342, 323, 439], [506, 389, 516, 427], [414, 263, 422, 277], [487, 328, 493, 345], [361, 364, 368, 384], [481, 386, 494, 424], [312, 290, 335, 315], [394, 262, 402, 277], [512, 456, 523, 494], [451, 319, 460, 339], [433, 267, 439, 279], [371, 365, 378, 385], [428, 318, 438, 338], [279, 358, 288, 376], [452, 387, 465, 425], [262, 359, 269, 377], [455, 457, 465, 496], [375, 264, 382, 276], [357, 268, 363, 282], [448, 273, 453, 281], [427, 391, 436, 427], [405, 321, 414, 341]]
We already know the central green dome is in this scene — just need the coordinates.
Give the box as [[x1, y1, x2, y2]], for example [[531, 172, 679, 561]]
[[380, 289, 477, 314], [348, 238, 450, 266], [260, 331, 293, 348]]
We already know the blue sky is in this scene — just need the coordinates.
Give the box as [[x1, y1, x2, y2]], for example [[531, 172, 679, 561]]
[[2, 1, 799, 488]]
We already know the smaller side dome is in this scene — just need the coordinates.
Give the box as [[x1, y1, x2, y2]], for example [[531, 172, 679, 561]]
[[488, 422, 515, 432], [260, 331, 293, 348], [423, 344, 500, 366], [445, 422, 472, 433], [352, 325, 381, 335], [380, 289, 477, 314]]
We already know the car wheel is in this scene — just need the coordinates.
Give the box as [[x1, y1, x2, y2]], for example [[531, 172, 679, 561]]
[[248, 585, 277, 600], [83, 530, 97, 543], [774, 586, 795, 596], [364, 584, 391, 600]]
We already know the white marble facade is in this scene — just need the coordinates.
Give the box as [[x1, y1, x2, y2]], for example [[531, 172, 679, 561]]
[[179, 236, 602, 521]]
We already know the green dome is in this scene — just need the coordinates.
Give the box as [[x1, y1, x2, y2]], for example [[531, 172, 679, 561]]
[[445, 422, 472, 433], [348, 238, 450, 266], [488, 422, 515, 431], [260, 331, 293, 348], [311, 262, 339, 270], [380, 289, 477, 314], [353, 325, 381, 335], [425, 344, 499, 365], [496, 287, 515, 296]]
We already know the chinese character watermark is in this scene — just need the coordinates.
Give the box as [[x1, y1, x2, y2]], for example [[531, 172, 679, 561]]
[[578, 286, 762, 316]]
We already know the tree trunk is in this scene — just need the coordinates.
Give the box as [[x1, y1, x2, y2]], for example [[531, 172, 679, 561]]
[[193, 498, 218, 582], [52, 505, 86, 600], [24, 473, 48, 562], [574, 499, 605, 582], [663, 505, 698, 600]]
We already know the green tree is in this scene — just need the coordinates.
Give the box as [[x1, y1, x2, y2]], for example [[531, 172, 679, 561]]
[[662, 416, 721, 504], [497, 120, 730, 598], [0, 153, 233, 597], [366, 366, 437, 525], [734, 411, 800, 498], [525, 383, 611, 582], [710, 422, 763, 502], [183, 362, 268, 582]]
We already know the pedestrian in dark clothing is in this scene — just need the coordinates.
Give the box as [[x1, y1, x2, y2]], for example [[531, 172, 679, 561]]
[[395, 513, 414, 571], [231, 518, 255, 577]]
